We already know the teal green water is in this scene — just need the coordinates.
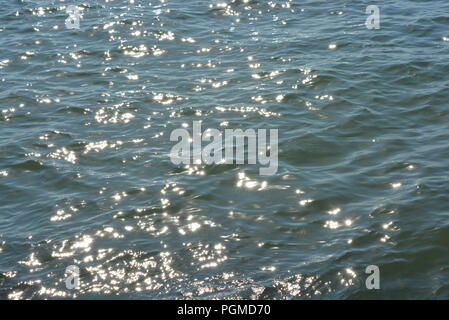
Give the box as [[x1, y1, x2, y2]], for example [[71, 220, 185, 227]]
[[1, 0, 449, 299]]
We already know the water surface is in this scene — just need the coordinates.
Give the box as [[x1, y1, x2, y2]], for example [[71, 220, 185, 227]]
[[1, 0, 449, 299]]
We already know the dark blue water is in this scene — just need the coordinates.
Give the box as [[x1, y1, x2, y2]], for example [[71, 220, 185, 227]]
[[1, 0, 449, 299]]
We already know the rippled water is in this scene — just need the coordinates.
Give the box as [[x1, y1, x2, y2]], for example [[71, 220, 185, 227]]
[[1, 0, 449, 299]]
